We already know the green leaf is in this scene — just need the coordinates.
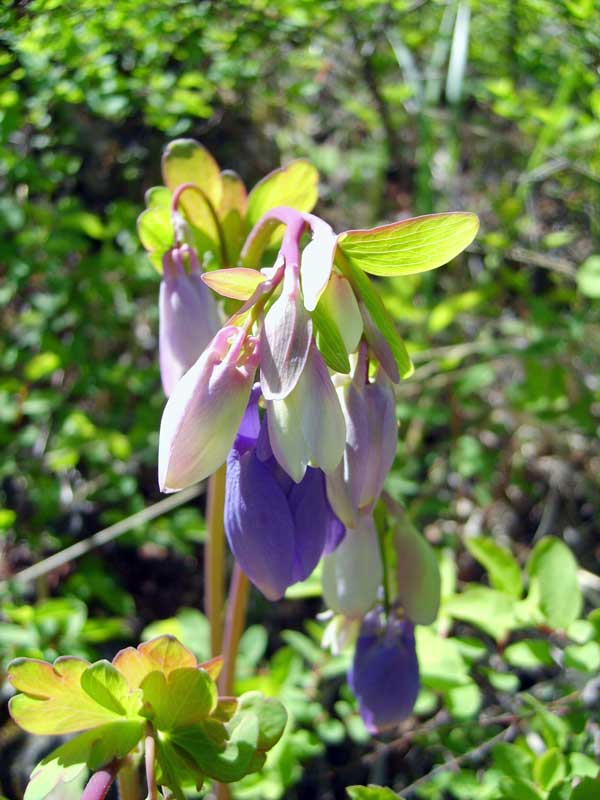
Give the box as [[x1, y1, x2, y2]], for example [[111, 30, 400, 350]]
[[336, 250, 413, 379], [576, 255, 600, 298], [8, 657, 126, 735], [392, 516, 441, 625], [504, 639, 554, 670], [563, 641, 600, 672], [444, 681, 482, 719], [533, 748, 566, 791], [219, 170, 248, 265], [570, 779, 600, 800], [162, 139, 222, 232], [246, 160, 319, 229], [24, 353, 61, 382], [312, 301, 351, 373], [173, 715, 259, 783], [416, 627, 470, 690], [201, 267, 265, 300], [112, 635, 198, 690], [137, 206, 173, 270], [347, 786, 402, 800], [24, 721, 143, 800], [526, 537, 582, 630], [465, 537, 523, 598], [444, 586, 519, 641], [337, 212, 479, 277], [140, 667, 217, 730], [492, 743, 533, 780], [234, 692, 287, 750]]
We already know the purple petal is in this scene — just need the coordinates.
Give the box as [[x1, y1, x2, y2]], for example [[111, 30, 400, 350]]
[[260, 269, 312, 401], [233, 385, 262, 454], [288, 467, 334, 583], [225, 448, 295, 601], [349, 616, 419, 734], [358, 371, 397, 509]]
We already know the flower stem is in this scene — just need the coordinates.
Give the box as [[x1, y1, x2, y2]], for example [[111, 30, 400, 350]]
[[206, 464, 227, 657], [145, 731, 158, 800], [219, 562, 250, 696], [81, 762, 120, 800], [117, 758, 141, 800]]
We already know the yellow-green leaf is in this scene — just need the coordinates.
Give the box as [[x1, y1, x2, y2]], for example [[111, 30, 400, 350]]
[[112, 635, 198, 690], [337, 212, 479, 277], [201, 267, 265, 300], [246, 160, 319, 230], [140, 667, 217, 731], [219, 170, 248, 265]]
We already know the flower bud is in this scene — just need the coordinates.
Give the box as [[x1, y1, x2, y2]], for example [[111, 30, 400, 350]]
[[321, 514, 382, 618], [318, 273, 363, 354], [266, 342, 346, 483], [349, 613, 419, 733], [393, 515, 441, 626], [158, 326, 259, 492], [159, 247, 221, 397]]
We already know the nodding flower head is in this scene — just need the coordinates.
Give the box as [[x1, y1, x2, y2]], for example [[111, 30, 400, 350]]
[[158, 325, 259, 492], [224, 390, 344, 600], [159, 246, 221, 397], [349, 611, 419, 734]]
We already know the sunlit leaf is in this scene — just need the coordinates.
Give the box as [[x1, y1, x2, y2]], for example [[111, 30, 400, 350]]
[[465, 537, 523, 598], [526, 537, 582, 630], [201, 267, 265, 300], [219, 170, 248, 265], [246, 160, 319, 229], [140, 667, 217, 730], [112, 635, 198, 690], [337, 213, 479, 277], [312, 300, 351, 374]]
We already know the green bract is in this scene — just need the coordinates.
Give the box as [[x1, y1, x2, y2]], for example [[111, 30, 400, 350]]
[[8, 635, 286, 800]]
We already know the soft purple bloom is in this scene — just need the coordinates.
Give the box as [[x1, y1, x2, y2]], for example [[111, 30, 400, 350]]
[[158, 326, 259, 492], [349, 612, 420, 734], [326, 350, 397, 528], [159, 246, 221, 397], [224, 392, 344, 600]]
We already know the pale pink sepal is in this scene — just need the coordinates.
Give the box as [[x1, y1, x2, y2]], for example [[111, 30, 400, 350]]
[[300, 218, 337, 312], [158, 326, 259, 492], [266, 343, 346, 482]]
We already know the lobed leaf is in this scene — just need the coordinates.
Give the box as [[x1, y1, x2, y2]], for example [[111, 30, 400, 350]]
[[337, 212, 479, 277], [140, 667, 217, 731], [112, 635, 197, 690]]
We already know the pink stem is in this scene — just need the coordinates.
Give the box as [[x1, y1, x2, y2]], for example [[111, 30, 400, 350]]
[[81, 763, 120, 800]]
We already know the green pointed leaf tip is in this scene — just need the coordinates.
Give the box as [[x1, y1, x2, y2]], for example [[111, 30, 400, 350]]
[[337, 212, 479, 277], [347, 785, 403, 799], [465, 536, 523, 598]]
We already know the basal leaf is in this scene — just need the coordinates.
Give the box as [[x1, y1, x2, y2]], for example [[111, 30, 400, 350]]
[[465, 536, 523, 598], [234, 691, 287, 750], [201, 267, 265, 300], [336, 250, 413, 380], [113, 635, 197, 690], [246, 160, 319, 230], [8, 657, 124, 735], [526, 537, 582, 630], [140, 667, 217, 731], [80, 660, 142, 717], [337, 212, 479, 277]]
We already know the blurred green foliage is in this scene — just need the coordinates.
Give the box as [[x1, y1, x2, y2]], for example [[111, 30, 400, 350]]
[[1, 1, 599, 798]]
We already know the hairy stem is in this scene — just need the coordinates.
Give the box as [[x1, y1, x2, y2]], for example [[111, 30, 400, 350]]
[[117, 759, 141, 800], [81, 762, 120, 800], [219, 563, 250, 696], [206, 464, 227, 657]]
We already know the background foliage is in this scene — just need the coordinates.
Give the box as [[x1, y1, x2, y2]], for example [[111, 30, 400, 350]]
[[1, 1, 599, 798]]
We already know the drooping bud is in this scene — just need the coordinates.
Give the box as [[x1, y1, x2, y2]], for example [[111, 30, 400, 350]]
[[349, 612, 419, 734], [159, 247, 221, 396], [266, 342, 346, 483], [321, 513, 383, 618], [224, 395, 344, 600], [299, 217, 337, 312], [393, 514, 441, 626], [326, 351, 397, 528], [158, 326, 259, 492]]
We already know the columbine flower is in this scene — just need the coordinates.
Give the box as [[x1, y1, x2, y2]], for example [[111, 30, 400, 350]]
[[349, 611, 419, 734], [158, 325, 259, 492], [224, 390, 344, 600], [326, 347, 397, 528], [159, 245, 221, 396], [321, 512, 383, 618]]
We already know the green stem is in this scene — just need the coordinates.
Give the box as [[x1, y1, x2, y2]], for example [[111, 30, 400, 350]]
[[206, 465, 227, 658], [219, 563, 250, 696], [117, 758, 141, 800]]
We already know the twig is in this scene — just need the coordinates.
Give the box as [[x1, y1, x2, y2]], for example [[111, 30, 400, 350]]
[[0, 484, 203, 590]]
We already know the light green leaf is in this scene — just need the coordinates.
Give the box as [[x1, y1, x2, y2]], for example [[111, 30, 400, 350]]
[[444, 681, 482, 719], [576, 255, 600, 298], [246, 160, 319, 229], [533, 748, 566, 791], [219, 170, 248, 265], [504, 639, 554, 670], [526, 537, 582, 630], [173, 715, 259, 783], [444, 587, 519, 641], [140, 667, 217, 730], [24, 353, 61, 382], [80, 660, 142, 717], [137, 206, 173, 270], [392, 515, 441, 625], [234, 692, 287, 750], [112, 635, 198, 690], [570, 778, 600, 800], [465, 536, 523, 598], [416, 627, 470, 690], [563, 641, 600, 672], [162, 138, 222, 223], [201, 267, 265, 300], [336, 250, 413, 379], [347, 787, 402, 800], [337, 212, 479, 277]]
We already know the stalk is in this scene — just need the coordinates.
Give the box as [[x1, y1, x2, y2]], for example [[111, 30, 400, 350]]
[[81, 763, 120, 800], [205, 464, 227, 657], [219, 563, 250, 696], [117, 759, 141, 800]]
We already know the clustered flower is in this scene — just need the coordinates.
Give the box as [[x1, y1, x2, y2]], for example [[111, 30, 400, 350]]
[[150, 152, 462, 734]]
